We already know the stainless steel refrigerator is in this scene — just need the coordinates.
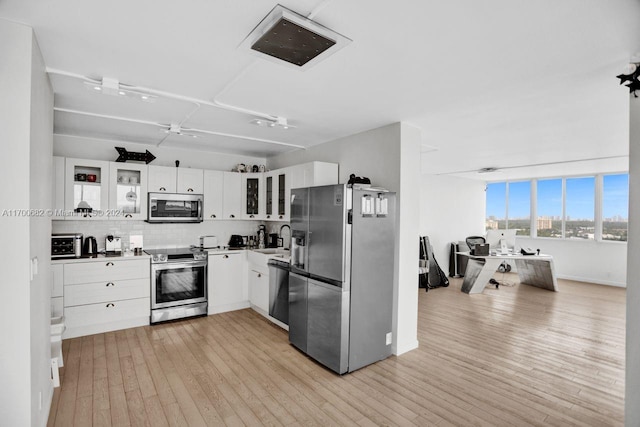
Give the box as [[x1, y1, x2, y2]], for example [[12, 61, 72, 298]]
[[289, 184, 396, 374]]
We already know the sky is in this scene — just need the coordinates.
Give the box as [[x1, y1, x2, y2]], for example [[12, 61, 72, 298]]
[[486, 174, 628, 220]]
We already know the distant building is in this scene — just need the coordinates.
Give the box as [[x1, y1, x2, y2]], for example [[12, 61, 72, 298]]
[[537, 216, 553, 229], [486, 219, 498, 230]]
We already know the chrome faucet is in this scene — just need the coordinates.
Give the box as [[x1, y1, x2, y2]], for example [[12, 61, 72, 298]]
[[279, 224, 291, 249]]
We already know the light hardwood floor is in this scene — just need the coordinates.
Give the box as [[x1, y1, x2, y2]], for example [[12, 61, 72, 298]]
[[48, 275, 625, 426]]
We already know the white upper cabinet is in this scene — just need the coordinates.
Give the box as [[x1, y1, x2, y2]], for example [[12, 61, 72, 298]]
[[289, 161, 338, 189], [203, 170, 224, 220], [108, 162, 148, 220], [64, 158, 110, 220], [177, 168, 203, 194], [147, 165, 203, 194], [266, 169, 291, 221], [241, 172, 265, 220], [222, 172, 242, 219], [147, 165, 177, 193]]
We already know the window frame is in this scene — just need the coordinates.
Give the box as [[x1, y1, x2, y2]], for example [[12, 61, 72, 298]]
[[485, 172, 628, 244]]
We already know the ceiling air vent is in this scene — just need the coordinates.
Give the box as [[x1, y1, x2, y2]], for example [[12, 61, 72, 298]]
[[240, 4, 351, 70]]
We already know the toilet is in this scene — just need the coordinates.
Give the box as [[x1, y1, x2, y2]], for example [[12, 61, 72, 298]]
[[51, 316, 65, 387]]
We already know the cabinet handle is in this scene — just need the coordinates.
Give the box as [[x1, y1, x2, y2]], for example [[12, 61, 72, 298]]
[[267, 215, 271, 219], [106, 303, 115, 308], [125, 214, 132, 218], [257, 273, 262, 278], [187, 188, 194, 192], [279, 215, 283, 219], [106, 262, 114, 267], [106, 282, 114, 287], [159, 187, 166, 191], [230, 214, 235, 218], [223, 255, 229, 259], [210, 214, 216, 218], [249, 214, 254, 218]]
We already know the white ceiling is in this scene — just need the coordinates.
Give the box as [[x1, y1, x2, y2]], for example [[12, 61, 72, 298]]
[[2, 0, 639, 179]]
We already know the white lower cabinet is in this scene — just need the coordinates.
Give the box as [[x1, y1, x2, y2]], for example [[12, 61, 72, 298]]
[[62, 258, 150, 339], [248, 264, 269, 315], [208, 252, 248, 314]]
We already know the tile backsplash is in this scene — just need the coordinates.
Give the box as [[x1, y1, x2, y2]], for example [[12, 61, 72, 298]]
[[52, 220, 270, 251]]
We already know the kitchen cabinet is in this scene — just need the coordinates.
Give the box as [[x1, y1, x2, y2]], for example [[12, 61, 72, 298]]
[[223, 172, 242, 219], [108, 162, 148, 220], [148, 165, 203, 193], [51, 264, 64, 317], [203, 170, 224, 220], [208, 252, 248, 314], [248, 263, 269, 314], [177, 168, 204, 193], [147, 165, 177, 192], [265, 170, 290, 221], [62, 257, 150, 339], [241, 172, 265, 220], [64, 158, 110, 219], [289, 161, 339, 189]]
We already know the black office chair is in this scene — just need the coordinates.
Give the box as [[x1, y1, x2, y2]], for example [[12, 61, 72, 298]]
[[465, 236, 486, 255]]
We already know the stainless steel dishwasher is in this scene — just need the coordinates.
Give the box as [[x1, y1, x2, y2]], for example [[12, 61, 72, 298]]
[[268, 259, 290, 325]]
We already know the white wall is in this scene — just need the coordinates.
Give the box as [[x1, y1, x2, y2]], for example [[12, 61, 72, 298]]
[[517, 238, 626, 287], [626, 91, 640, 426], [268, 122, 422, 355], [54, 134, 266, 171], [420, 174, 486, 274], [0, 19, 53, 426]]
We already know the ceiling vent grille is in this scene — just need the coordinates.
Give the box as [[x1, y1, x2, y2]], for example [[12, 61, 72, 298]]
[[240, 4, 351, 70]]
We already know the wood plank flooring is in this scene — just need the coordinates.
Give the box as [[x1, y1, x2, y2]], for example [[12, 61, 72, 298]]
[[48, 276, 625, 426]]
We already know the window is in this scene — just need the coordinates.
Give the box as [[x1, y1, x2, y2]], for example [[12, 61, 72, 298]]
[[485, 182, 506, 230], [536, 179, 562, 238], [508, 181, 530, 236], [603, 174, 628, 241], [565, 177, 595, 240], [486, 174, 627, 242]]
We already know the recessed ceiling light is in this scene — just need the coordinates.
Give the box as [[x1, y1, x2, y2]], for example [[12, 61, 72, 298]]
[[118, 91, 126, 96], [249, 118, 295, 129], [93, 86, 101, 91]]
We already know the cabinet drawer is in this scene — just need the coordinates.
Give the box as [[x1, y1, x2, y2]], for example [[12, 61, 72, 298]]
[[65, 297, 150, 329], [64, 278, 150, 307], [64, 259, 149, 284]]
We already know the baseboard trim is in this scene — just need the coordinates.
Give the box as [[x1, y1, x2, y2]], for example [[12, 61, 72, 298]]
[[208, 301, 251, 315], [556, 274, 626, 288]]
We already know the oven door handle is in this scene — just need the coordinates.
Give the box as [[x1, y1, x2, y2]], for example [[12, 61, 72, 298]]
[[152, 260, 208, 271]]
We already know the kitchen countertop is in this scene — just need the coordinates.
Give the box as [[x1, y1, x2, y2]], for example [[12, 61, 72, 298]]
[[52, 252, 151, 264]]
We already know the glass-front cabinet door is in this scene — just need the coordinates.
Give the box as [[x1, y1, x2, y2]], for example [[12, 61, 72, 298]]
[[241, 172, 264, 219], [64, 158, 109, 219], [109, 162, 148, 220], [265, 174, 274, 219]]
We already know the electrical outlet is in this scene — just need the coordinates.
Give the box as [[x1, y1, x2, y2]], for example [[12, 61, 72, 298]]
[[385, 332, 392, 345]]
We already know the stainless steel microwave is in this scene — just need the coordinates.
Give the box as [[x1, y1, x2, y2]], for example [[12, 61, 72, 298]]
[[147, 192, 203, 223]]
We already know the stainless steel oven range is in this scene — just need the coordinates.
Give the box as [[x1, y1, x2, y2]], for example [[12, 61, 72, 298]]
[[148, 247, 208, 323]]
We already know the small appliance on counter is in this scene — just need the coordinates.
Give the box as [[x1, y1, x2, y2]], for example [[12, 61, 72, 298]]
[[199, 235, 219, 249], [51, 233, 83, 259], [228, 234, 245, 249], [268, 233, 279, 248], [82, 236, 97, 256], [105, 235, 122, 254], [257, 225, 266, 249]]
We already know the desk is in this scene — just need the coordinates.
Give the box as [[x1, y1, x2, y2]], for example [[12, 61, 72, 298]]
[[459, 253, 558, 294]]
